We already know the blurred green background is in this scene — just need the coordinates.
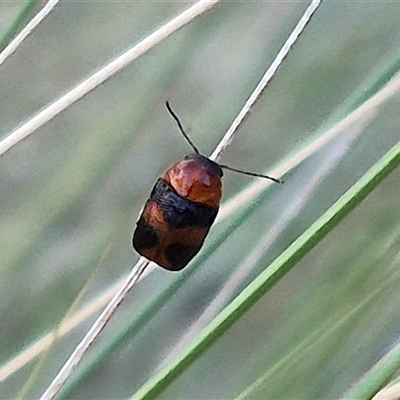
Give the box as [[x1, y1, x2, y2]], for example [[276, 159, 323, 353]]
[[1, 1, 400, 399]]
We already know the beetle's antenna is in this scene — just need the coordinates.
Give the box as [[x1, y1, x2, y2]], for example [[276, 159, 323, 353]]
[[219, 164, 283, 184], [166, 101, 200, 155]]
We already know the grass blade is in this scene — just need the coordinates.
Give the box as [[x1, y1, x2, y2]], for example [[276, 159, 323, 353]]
[[0, 0, 40, 53]]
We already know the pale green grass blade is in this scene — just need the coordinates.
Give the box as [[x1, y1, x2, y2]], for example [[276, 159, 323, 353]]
[[0, 0, 40, 52], [0, 0, 221, 157], [373, 380, 400, 400], [344, 337, 400, 400], [237, 234, 400, 400]]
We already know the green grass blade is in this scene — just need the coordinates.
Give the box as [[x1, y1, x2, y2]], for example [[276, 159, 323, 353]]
[[237, 235, 400, 400], [0, 0, 40, 52], [132, 140, 400, 399], [343, 339, 400, 399]]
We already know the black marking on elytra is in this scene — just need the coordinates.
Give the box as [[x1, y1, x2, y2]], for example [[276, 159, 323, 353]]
[[133, 217, 159, 250], [165, 243, 202, 271], [150, 179, 218, 228]]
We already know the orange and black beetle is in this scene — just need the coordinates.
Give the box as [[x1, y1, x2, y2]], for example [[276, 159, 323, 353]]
[[133, 153, 222, 271], [132, 102, 280, 271]]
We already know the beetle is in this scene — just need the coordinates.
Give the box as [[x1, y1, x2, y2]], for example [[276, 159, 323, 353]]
[[132, 102, 281, 271]]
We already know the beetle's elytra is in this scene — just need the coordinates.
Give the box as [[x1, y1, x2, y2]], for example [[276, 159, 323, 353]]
[[132, 102, 281, 271]]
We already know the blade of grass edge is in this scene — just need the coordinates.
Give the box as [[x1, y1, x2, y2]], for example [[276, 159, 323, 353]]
[[0, 0, 40, 52], [373, 380, 400, 400], [236, 234, 400, 400], [132, 140, 400, 400], [0, 0, 222, 157], [343, 333, 400, 399]]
